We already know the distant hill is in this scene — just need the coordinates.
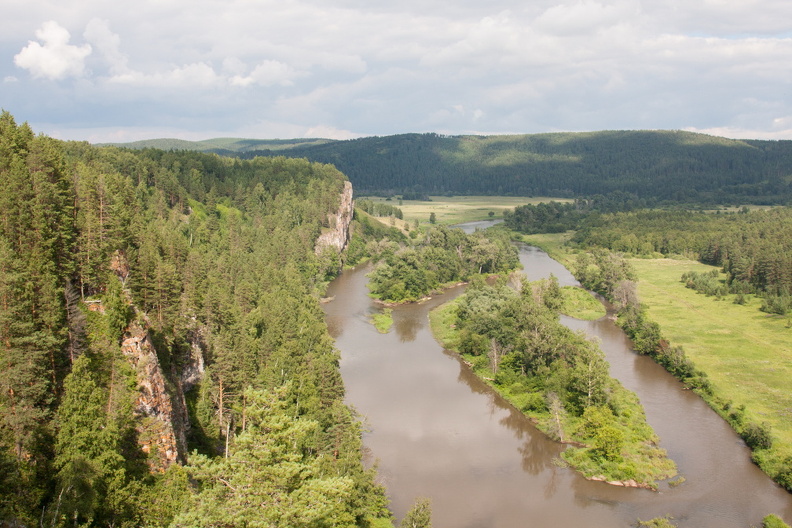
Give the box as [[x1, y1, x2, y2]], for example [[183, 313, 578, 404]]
[[106, 130, 792, 204], [99, 137, 333, 153]]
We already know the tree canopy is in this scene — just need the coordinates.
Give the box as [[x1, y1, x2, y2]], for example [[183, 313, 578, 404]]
[[0, 111, 391, 527]]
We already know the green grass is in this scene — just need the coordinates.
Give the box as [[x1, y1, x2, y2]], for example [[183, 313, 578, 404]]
[[365, 516, 396, 528], [518, 232, 576, 262], [369, 308, 394, 333], [429, 298, 459, 348], [364, 196, 572, 226], [630, 258, 792, 462], [560, 287, 606, 320]]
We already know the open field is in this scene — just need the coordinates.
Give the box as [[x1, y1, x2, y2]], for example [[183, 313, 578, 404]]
[[560, 286, 607, 320], [518, 232, 575, 259], [630, 258, 792, 459], [362, 195, 571, 226]]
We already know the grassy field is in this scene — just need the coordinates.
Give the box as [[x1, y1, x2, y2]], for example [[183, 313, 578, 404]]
[[362, 195, 571, 226], [630, 258, 792, 459], [560, 286, 606, 320], [518, 232, 576, 261]]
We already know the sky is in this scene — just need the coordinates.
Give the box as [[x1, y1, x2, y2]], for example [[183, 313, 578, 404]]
[[2, 0, 792, 143]]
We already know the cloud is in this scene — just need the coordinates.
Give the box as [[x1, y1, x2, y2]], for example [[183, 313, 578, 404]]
[[83, 18, 130, 76], [684, 124, 792, 140], [5, 1, 792, 141], [14, 21, 92, 79], [535, 0, 630, 36], [230, 60, 303, 87]]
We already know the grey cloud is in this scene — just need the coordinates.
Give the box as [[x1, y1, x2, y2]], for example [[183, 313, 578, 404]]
[[3, 0, 792, 141]]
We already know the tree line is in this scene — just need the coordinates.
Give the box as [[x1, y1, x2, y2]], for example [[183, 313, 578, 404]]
[[356, 199, 403, 219], [502, 191, 651, 234], [366, 225, 519, 303]]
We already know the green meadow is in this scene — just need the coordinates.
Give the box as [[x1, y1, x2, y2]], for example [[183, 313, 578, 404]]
[[630, 258, 792, 460], [363, 195, 571, 226], [560, 286, 607, 321]]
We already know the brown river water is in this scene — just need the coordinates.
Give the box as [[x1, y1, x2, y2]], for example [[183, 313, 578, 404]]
[[322, 226, 792, 528]]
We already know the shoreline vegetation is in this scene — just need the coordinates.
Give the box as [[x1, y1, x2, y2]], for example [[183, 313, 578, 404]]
[[428, 282, 677, 490], [370, 308, 394, 333], [357, 195, 791, 494], [520, 231, 792, 494], [359, 208, 675, 489]]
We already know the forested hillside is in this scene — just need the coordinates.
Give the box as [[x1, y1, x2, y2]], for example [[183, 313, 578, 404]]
[[104, 137, 332, 153], [0, 112, 390, 527], [116, 131, 792, 205]]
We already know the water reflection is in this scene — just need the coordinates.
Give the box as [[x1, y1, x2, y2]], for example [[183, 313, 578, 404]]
[[323, 241, 792, 528], [392, 306, 421, 342]]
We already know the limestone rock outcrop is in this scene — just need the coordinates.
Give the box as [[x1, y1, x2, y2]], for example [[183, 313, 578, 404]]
[[315, 180, 353, 254], [121, 321, 185, 471]]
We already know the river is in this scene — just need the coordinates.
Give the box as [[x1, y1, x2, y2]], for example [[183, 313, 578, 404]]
[[322, 226, 792, 527]]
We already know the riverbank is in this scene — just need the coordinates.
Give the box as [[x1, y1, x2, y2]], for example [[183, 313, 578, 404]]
[[326, 239, 792, 527], [630, 258, 792, 484], [521, 232, 792, 493], [429, 290, 677, 490]]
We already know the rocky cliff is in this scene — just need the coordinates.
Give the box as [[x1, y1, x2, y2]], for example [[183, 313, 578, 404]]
[[315, 180, 353, 254], [120, 321, 185, 471]]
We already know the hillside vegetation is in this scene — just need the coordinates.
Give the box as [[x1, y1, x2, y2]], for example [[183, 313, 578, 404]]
[[100, 137, 332, 152], [112, 131, 792, 205], [0, 111, 391, 527]]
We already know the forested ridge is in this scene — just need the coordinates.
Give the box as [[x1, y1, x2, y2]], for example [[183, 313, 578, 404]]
[[0, 111, 392, 527], [115, 131, 792, 205]]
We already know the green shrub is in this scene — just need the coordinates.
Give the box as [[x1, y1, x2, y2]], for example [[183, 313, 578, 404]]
[[742, 422, 773, 451], [763, 514, 791, 528]]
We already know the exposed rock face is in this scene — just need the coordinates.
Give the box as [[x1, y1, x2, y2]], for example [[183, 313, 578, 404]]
[[180, 324, 206, 392], [170, 324, 207, 456], [121, 320, 184, 471], [315, 180, 353, 254]]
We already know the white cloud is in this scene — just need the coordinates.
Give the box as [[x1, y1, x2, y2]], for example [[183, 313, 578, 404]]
[[108, 62, 224, 88], [684, 124, 792, 140], [535, 0, 631, 36], [14, 21, 92, 80]]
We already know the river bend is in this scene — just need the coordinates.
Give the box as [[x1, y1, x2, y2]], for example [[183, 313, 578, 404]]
[[322, 232, 792, 527]]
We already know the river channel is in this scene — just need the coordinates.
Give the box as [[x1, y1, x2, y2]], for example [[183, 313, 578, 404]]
[[322, 227, 792, 527]]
